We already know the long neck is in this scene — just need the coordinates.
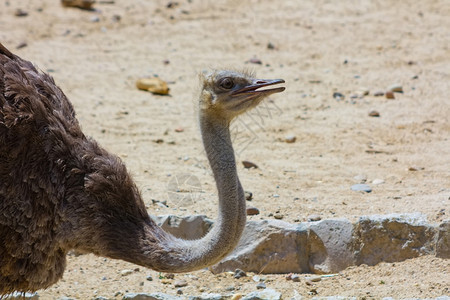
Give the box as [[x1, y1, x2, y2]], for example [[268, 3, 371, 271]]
[[142, 113, 247, 272]]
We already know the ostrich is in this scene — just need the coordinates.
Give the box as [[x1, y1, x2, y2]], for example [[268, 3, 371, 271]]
[[0, 42, 285, 294]]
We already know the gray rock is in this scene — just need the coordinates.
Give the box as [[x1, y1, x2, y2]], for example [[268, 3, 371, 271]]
[[436, 220, 450, 258], [211, 220, 309, 274], [174, 279, 188, 287], [352, 213, 436, 266], [188, 294, 225, 300], [351, 184, 372, 193], [4, 292, 39, 300], [242, 289, 281, 300], [151, 215, 213, 240], [309, 219, 355, 273], [256, 281, 266, 289], [123, 293, 182, 300]]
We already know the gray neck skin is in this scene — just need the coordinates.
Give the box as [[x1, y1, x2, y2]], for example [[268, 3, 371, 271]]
[[150, 113, 247, 272]]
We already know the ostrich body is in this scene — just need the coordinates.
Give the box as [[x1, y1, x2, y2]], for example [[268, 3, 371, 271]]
[[0, 43, 285, 294]]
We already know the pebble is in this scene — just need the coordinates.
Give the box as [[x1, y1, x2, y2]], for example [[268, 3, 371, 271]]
[[231, 294, 243, 300], [136, 77, 170, 95], [242, 160, 258, 169], [146, 275, 153, 281], [165, 273, 175, 279], [175, 127, 184, 132], [256, 282, 266, 289], [176, 289, 183, 295], [14, 8, 28, 17], [252, 275, 261, 282], [307, 214, 322, 222], [357, 87, 370, 96], [174, 279, 188, 287], [284, 135, 296, 143], [90, 15, 100, 22], [274, 213, 284, 220], [245, 191, 253, 201], [387, 83, 403, 93], [332, 92, 345, 100], [267, 42, 276, 50], [16, 42, 27, 49], [408, 166, 424, 171], [369, 110, 380, 117], [354, 174, 367, 183], [121, 269, 133, 276], [351, 184, 372, 193], [246, 207, 260, 216], [306, 275, 322, 282], [291, 274, 301, 282], [385, 91, 395, 99], [234, 269, 247, 279], [248, 57, 263, 65], [372, 178, 384, 185], [373, 90, 384, 97]]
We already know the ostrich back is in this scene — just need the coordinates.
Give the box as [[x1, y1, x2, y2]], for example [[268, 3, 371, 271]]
[[0, 43, 87, 292]]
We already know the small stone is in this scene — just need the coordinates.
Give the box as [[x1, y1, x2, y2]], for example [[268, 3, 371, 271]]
[[385, 91, 395, 99], [14, 9, 28, 17], [408, 166, 424, 171], [61, 0, 95, 9], [176, 289, 183, 295], [291, 274, 301, 282], [112, 14, 121, 22], [357, 87, 370, 96], [165, 273, 175, 279], [231, 294, 243, 300], [351, 184, 372, 193], [121, 269, 133, 276], [307, 214, 321, 222], [373, 90, 384, 97], [160, 278, 171, 284], [267, 42, 276, 50], [146, 275, 153, 281], [245, 191, 253, 201], [372, 178, 384, 185], [234, 269, 247, 279], [246, 207, 260, 216], [256, 282, 266, 289], [16, 42, 27, 49], [354, 174, 367, 183], [284, 135, 296, 143], [333, 92, 345, 100], [274, 213, 283, 220], [174, 279, 187, 287], [306, 275, 322, 282], [90, 15, 100, 22], [387, 83, 403, 93], [175, 127, 184, 132], [369, 110, 380, 117], [252, 275, 261, 282], [248, 57, 262, 65], [285, 273, 293, 280], [136, 77, 170, 95], [242, 160, 258, 169]]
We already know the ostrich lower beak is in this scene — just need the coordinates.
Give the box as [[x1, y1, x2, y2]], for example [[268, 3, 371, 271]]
[[231, 79, 286, 96]]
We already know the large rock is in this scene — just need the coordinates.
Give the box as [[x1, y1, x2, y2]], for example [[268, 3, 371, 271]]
[[241, 289, 281, 300], [308, 219, 355, 273], [436, 220, 450, 258], [151, 215, 212, 240], [352, 213, 437, 266], [210, 220, 309, 274], [123, 293, 182, 300]]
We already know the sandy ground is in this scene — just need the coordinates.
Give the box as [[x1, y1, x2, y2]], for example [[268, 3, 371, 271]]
[[1, 0, 449, 298]]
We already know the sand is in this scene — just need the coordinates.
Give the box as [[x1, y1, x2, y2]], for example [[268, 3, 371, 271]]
[[1, 0, 449, 298]]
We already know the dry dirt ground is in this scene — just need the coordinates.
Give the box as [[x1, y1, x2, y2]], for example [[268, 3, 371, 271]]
[[1, 0, 449, 299]]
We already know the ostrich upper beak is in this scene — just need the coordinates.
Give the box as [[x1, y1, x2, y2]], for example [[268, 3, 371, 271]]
[[231, 79, 286, 97]]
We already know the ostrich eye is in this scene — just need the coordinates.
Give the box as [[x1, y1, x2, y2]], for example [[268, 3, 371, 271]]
[[219, 77, 234, 90]]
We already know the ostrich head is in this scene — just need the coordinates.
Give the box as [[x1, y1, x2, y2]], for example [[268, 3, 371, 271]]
[[199, 70, 285, 121]]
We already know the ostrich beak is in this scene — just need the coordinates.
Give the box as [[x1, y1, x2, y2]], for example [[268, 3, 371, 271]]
[[231, 79, 286, 97]]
